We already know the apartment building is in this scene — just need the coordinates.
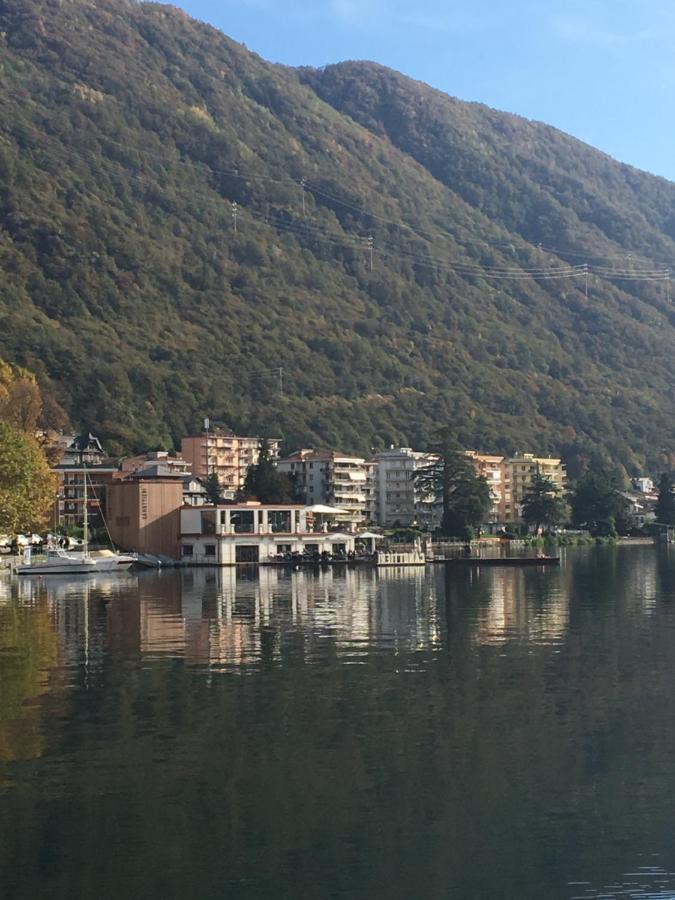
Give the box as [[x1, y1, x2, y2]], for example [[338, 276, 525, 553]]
[[465, 451, 505, 522], [277, 450, 370, 526], [372, 447, 439, 528], [120, 450, 192, 479], [52, 432, 116, 531], [181, 430, 280, 500], [502, 453, 566, 524]]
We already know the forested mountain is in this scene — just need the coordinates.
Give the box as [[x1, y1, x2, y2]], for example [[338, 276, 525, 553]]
[[0, 0, 674, 475]]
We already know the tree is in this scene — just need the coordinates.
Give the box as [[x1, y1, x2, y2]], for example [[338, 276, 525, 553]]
[[655, 473, 675, 525], [238, 440, 295, 504], [521, 470, 567, 533], [0, 423, 56, 534], [415, 431, 491, 539], [570, 471, 629, 536], [203, 472, 223, 506], [0, 360, 42, 433]]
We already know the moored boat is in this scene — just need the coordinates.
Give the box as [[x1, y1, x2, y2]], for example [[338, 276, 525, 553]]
[[16, 548, 99, 575], [17, 465, 135, 576]]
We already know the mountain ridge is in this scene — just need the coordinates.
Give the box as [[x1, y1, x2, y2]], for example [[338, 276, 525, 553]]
[[0, 0, 673, 476]]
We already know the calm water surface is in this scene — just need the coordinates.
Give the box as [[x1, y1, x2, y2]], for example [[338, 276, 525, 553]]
[[2, 548, 675, 898]]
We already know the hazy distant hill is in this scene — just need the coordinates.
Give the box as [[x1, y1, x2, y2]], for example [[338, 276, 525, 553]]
[[0, 0, 674, 474]]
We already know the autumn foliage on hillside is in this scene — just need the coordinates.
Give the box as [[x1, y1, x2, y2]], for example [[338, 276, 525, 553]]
[[0, 0, 674, 476]]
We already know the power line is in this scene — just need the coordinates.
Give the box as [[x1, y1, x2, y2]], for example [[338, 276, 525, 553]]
[[0, 112, 671, 293], [3, 71, 675, 280]]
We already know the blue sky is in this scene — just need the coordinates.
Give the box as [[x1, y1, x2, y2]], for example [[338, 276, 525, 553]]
[[174, 0, 675, 182]]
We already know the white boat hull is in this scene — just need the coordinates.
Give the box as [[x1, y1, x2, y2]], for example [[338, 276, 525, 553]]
[[17, 560, 99, 575], [17, 549, 135, 576]]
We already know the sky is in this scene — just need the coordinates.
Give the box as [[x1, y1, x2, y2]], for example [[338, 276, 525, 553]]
[[171, 0, 675, 183]]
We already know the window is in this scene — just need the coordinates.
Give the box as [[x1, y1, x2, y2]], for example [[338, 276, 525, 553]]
[[201, 510, 216, 535], [182, 544, 194, 557], [231, 510, 255, 533], [236, 545, 259, 564], [269, 510, 291, 533], [205, 544, 216, 557]]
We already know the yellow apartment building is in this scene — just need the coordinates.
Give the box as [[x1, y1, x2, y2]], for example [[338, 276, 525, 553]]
[[502, 453, 566, 524]]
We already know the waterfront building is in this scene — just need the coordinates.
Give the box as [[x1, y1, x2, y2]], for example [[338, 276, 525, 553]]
[[52, 431, 116, 531], [371, 447, 439, 528], [180, 502, 357, 565], [502, 453, 566, 524], [107, 476, 183, 558], [277, 450, 370, 527], [181, 429, 280, 499], [465, 451, 505, 523]]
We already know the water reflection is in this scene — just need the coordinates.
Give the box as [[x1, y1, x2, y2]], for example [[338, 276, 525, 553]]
[[121, 566, 446, 671], [570, 865, 675, 899], [1, 548, 675, 900], [1, 549, 670, 677]]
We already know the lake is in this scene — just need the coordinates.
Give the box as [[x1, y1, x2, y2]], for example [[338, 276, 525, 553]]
[[2, 547, 675, 899]]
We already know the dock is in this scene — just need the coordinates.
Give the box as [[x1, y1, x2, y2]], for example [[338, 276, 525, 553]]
[[443, 555, 560, 567]]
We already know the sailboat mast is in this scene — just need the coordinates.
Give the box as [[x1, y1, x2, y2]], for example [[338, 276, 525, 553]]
[[83, 462, 88, 557]]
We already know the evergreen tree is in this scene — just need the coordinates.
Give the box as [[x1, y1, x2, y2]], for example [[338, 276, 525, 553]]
[[238, 440, 295, 504], [415, 430, 491, 539], [655, 473, 675, 525], [570, 471, 629, 536], [203, 472, 223, 506], [521, 470, 567, 532]]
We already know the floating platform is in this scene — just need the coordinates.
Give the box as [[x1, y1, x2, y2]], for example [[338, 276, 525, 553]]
[[443, 556, 560, 567]]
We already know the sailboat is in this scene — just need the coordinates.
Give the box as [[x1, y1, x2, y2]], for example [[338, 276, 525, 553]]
[[17, 465, 134, 576]]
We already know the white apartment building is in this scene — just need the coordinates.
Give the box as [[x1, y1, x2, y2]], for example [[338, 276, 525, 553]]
[[371, 447, 439, 528], [277, 450, 370, 527]]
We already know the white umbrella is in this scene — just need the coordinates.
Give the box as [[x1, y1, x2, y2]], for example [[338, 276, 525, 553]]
[[357, 532, 385, 540], [304, 504, 346, 514]]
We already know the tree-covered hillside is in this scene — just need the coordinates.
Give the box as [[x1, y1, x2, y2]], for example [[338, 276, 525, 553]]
[[0, 0, 674, 476]]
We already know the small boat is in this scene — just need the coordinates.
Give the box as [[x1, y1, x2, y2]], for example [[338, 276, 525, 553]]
[[16, 548, 99, 575], [17, 465, 134, 576], [89, 549, 136, 571]]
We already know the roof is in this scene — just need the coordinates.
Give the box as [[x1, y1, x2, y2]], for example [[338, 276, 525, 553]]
[[130, 464, 185, 480], [54, 464, 117, 473], [303, 504, 346, 514], [180, 502, 307, 510], [69, 432, 104, 453]]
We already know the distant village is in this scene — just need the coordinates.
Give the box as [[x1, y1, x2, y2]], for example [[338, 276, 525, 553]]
[[41, 426, 661, 566]]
